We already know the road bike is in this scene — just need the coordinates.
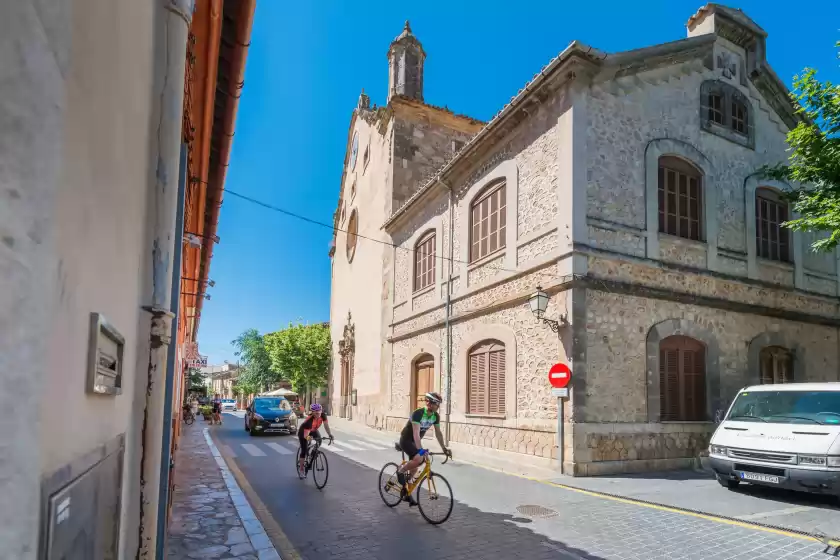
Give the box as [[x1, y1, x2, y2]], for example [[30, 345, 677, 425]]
[[296, 435, 332, 490], [378, 443, 453, 524]]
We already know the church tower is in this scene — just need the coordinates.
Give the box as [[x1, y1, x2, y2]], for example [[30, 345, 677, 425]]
[[387, 21, 425, 103]]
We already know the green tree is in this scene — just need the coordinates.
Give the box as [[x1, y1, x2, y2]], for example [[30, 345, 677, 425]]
[[265, 322, 331, 405], [231, 328, 279, 394], [766, 42, 840, 251], [187, 367, 207, 391]]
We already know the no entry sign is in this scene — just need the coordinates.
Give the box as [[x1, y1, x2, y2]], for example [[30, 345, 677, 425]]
[[548, 363, 572, 388]]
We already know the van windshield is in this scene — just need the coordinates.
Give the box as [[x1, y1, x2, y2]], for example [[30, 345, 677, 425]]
[[727, 390, 840, 425]]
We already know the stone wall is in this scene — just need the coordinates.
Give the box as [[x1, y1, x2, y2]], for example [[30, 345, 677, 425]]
[[582, 285, 839, 425]]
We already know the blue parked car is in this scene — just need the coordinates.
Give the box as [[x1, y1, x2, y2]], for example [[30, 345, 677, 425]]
[[245, 396, 298, 436]]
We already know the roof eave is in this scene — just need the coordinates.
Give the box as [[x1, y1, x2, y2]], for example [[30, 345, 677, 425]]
[[382, 41, 604, 231]]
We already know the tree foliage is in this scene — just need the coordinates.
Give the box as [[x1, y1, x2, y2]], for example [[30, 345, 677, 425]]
[[231, 328, 279, 395], [264, 322, 331, 398], [766, 42, 840, 251], [187, 367, 207, 390]]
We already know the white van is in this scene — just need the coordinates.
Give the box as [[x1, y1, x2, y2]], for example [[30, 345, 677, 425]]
[[709, 383, 840, 497]]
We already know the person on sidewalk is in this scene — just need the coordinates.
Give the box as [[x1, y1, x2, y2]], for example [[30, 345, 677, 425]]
[[297, 403, 334, 474], [396, 392, 451, 506], [211, 393, 223, 425]]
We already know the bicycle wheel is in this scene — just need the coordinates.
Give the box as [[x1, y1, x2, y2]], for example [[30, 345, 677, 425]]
[[378, 462, 403, 508], [184, 415, 194, 426], [312, 451, 329, 489], [416, 472, 454, 525]]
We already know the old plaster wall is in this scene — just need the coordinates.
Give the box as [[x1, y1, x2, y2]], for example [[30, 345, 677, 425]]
[[1, 2, 70, 556], [330, 112, 393, 415]]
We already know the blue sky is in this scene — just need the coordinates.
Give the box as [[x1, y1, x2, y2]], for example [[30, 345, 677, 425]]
[[197, 0, 840, 365]]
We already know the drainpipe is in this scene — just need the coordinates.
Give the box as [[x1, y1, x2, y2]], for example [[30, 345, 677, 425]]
[[154, 143, 188, 559], [137, 1, 192, 558], [439, 180, 455, 444]]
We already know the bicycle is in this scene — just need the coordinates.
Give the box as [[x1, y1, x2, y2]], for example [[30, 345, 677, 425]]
[[378, 443, 453, 524], [182, 407, 195, 426], [296, 435, 332, 490]]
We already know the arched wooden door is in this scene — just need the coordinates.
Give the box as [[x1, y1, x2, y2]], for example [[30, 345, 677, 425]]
[[412, 355, 435, 411]]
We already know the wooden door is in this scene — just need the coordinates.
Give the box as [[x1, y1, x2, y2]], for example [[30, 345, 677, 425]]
[[414, 358, 434, 410]]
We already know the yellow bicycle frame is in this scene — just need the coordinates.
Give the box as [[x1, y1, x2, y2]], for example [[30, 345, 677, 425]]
[[402, 454, 438, 496]]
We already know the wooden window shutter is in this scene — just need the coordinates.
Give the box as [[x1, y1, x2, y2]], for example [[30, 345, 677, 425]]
[[488, 349, 505, 415], [659, 336, 707, 421], [469, 353, 486, 414], [660, 348, 679, 421]]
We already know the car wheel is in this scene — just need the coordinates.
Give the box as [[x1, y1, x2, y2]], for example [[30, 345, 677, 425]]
[[716, 475, 740, 490]]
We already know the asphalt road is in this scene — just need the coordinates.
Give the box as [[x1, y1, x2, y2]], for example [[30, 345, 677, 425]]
[[211, 412, 833, 560]]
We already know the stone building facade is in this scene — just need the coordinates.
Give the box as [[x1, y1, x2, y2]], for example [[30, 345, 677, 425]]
[[329, 6, 840, 476]]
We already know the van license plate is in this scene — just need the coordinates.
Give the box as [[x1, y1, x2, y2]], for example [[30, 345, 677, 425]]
[[740, 472, 780, 484]]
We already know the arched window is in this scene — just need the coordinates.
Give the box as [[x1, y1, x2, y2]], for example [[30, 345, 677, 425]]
[[414, 231, 436, 291], [759, 347, 793, 385], [755, 187, 791, 262], [346, 209, 358, 262], [468, 340, 505, 415], [658, 156, 703, 241], [700, 80, 754, 148], [412, 354, 435, 410], [470, 181, 506, 262], [659, 336, 707, 421]]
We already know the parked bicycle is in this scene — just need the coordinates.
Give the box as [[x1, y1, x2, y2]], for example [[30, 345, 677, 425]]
[[182, 406, 195, 426], [296, 434, 332, 489], [378, 443, 453, 524]]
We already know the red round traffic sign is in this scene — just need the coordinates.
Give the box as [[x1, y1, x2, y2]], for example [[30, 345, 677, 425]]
[[548, 363, 572, 388]]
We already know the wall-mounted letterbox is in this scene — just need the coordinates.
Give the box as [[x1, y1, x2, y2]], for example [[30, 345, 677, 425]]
[[86, 313, 124, 395]]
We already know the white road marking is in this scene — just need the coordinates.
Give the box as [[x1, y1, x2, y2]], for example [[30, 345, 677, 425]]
[[332, 440, 366, 451], [349, 439, 387, 450], [265, 442, 293, 455], [220, 444, 237, 458], [737, 506, 815, 521], [241, 443, 267, 457], [321, 444, 347, 455]]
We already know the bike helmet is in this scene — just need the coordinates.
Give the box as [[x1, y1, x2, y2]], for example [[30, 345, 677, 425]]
[[424, 392, 443, 404], [310, 403, 323, 412]]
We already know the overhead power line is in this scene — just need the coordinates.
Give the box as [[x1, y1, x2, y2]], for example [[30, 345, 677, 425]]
[[222, 187, 566, 285]]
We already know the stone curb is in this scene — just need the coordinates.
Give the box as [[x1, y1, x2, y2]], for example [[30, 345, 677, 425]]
[[202, 428, 281, 560]]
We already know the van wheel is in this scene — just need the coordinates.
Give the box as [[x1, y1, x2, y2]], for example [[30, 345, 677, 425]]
[[717, 475, 740, 490]]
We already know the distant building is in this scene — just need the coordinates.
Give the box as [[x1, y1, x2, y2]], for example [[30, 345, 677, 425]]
[[329, 7, 840, 477]]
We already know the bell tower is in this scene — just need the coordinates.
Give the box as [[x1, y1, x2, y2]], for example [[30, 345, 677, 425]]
[[387, 21, 425, 103]]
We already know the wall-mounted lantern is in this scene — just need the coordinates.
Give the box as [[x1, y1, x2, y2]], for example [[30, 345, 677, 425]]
[[528, 286, 569, 335]]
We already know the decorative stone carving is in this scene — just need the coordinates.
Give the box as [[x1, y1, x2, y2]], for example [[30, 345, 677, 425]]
[[716, 51, 737, 80]]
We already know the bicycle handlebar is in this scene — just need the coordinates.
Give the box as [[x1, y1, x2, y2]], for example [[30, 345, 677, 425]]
[[426, 451, 451, 465]]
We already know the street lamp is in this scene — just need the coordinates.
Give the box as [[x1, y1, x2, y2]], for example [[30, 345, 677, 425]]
[[528, 286, 568, 335], [181, 292, 211, 300], [182, 277, 216, 287]]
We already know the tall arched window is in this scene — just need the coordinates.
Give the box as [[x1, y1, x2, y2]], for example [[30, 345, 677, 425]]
[[470, 181, 506, 262], [659, 335, 707, 421], [414, 231, 436, 291], [755, 187, 791, 262], [468, 340, 505, 415], [759, 346, 793, 385], [658, 156, 703, 241]]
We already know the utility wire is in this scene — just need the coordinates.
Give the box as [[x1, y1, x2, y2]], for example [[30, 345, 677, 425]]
[[220, 186, 567, 286]]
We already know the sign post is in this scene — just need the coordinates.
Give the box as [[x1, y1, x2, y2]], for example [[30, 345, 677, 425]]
[[548, 363, 572, 474]]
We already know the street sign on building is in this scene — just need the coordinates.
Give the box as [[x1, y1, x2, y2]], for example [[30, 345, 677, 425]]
[[548, 363, 571, 389]]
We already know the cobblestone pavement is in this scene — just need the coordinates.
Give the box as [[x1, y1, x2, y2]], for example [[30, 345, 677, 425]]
[[165, 420, 279, 559], [212, 414, 836, 560]]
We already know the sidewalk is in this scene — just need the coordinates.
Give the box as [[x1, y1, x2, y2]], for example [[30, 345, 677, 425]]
[[166, 422, 280, 559]]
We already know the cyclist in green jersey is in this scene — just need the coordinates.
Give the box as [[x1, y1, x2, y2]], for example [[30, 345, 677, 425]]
[[396, 392, 451, 504]]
